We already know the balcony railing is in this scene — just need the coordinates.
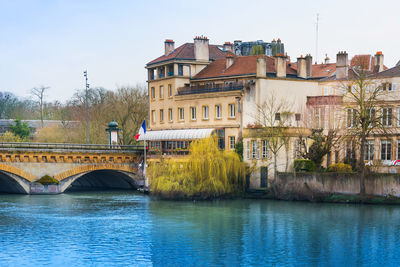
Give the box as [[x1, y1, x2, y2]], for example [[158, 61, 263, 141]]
[[168, 71, 174, 77], [177, 82, 244, 95]]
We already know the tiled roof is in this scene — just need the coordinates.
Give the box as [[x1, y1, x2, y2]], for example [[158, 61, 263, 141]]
[[193, 55, 333, 80], [350, 54, 388, 72], [319, 68, 360, 82], [369, 64, 400, 79], [146, 43, 232, 66]]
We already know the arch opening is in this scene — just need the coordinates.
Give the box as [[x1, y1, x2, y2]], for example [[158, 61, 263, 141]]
[[64, 170, 139, 192], [0, 171, 28, 194]]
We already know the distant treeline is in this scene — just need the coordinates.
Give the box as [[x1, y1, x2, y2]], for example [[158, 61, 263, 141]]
[[0, 85, 148, 145]]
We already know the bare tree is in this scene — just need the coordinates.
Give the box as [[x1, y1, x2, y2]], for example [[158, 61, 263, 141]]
[[31, 86, 49, 128], [341, 68, 388, 195], [252, 92, 292, 182]]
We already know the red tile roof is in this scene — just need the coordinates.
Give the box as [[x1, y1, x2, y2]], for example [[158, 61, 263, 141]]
[[193, 55, 333, 80], [350, 54, 388, 72], [146, 43, 232, 66]]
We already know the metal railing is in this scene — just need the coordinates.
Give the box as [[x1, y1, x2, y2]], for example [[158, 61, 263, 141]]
[[0, 142, 144, 153], [177, 82, 244, 95]]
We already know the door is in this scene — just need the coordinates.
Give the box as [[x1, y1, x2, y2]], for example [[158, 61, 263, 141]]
[[260, 167, 268, 188]]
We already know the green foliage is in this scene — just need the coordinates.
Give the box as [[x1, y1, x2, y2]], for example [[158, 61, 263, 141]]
[[10, 119, 30, 140], [327, 163, 352, 173], [234, 141, 243, 161], [304, 129, 335, 170], [148, 137, 246, 199], [0, 131, 23, 142], [294, 159, 315, 172], [250, 45, 264, 55], [36, 175, 60, 185]]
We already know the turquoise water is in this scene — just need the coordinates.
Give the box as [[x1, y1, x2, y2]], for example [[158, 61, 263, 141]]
[[0, 192, 400, 266]]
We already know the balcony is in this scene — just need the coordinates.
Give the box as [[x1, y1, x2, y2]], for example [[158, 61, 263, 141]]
[[168, 71, 174, 77], [177, 82, 244, 95]]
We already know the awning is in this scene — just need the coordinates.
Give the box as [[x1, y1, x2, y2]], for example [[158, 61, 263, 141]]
[[138, 128, 215, 141]]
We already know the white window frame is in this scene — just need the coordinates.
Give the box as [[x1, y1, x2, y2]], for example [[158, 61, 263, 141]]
[[246, 141, 250, 160], [329, 86, 334, 95], [324, 87, 328, 95], [229, 136, 235, 150], [364, 141, 374, 161], [262, 140, 268, 159], [381, 140, 392, 161], [178, 108, 184, 121], [151, 87, 155, 99], [168, 108, 173, 122], [251, 140, 260, 159], [190, 107, 196, 120], [215, 105, 222, 119], [203, 106, 209, 120], [382, 107, 393, 127], [228, 104, 235, 118], [160, 109, 164, 122], [152, 110, 156, 123], [168, 84, 172, 97]]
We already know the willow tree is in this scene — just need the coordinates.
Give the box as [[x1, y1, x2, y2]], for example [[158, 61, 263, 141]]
[[342, 69, 387, 195]]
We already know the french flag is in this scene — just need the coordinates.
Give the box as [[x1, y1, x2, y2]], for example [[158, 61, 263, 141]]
[[135, 120, 146, 141]]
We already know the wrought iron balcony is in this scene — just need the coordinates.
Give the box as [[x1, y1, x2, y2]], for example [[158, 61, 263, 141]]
[[177, 82, 244, 95]]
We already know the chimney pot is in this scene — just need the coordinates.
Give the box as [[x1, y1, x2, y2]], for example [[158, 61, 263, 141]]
[[336, 51, 349, 79], [164, 39, 175, 55], [374, 51, 384, 72]]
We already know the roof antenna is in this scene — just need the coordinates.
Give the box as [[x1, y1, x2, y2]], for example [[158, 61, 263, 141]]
[[315, 13, 319, 64]]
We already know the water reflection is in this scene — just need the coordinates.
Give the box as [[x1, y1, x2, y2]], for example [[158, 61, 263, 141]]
[[1, 192, 400, 266]]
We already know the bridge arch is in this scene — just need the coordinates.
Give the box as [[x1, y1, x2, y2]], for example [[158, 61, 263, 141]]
[[56, 165, 142, 193], [0, 164, 32, 194]]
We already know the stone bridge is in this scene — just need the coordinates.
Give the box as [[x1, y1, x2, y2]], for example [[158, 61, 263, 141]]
[[0, 142, 144, 194]]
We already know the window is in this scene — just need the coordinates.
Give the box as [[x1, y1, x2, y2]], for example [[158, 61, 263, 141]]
[[365, 141, 374, 161], [371, 83, 376, 92], [215, 105, 222, 119], [324, 87, 328, 95], [228, 104, 235, 118], [152, 110, 156, 123], [345, 140, 356, 159], [366, 84, 370, 93], [329, 86, 334, 95], [178, 64, 183, 76], [295, 113, 301, 121], [178, 108, 184, 121], [346, 108, 357, 128], [159, 86, 164, 99], [190, 107, 196, 120], [393, 83, 397, 91], [262, 140, 268, 158], [251, 140, 260, 159], [246, 141, 250, 160], [397, 141, 400, 160], [168, 84, 172, 97], [314, 107, 324, 129], [398, 107, 400, 126], [203, 106, 209, 120], [160, 109, 164, 122], [168, 108, 173, 122], [366, 108, 376, 127], [275, 113, 281, 121], [352, 84, 357, 93], [229, 136, 235, 150], [381, 140, 392, 161], [294, 140, 301, 159], [387, 83, 393, 92], [382, 107, 393, 127], [151, 87, 155, 99]]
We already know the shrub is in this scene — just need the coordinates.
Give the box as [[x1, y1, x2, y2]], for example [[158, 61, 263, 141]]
[[327, 163, 352, 173], [294, 159, 315, 172], [36, 175, 60, 185]]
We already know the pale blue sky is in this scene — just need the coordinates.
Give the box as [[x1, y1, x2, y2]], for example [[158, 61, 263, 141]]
[[1, 0, 399, 101]]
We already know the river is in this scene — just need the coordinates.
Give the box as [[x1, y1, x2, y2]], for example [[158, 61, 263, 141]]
[[0, 191, 400, 266]]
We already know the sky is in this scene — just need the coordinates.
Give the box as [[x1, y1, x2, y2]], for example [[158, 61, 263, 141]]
[[1, 0, 399, 102]]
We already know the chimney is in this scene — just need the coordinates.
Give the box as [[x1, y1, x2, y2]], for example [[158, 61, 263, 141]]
[[275, 54, 287, 78], [324, 54, 330, 64], [194, 36, 209, 62], [164, 39, 175, 55], [297, 55, 307, 79], [226, 54, 234, 69], [305, 54, 312, 78], [223, 42, 233, 52], [374, 51, 384, 72], [336, 51, 349, 79], [256, 57, 266, 78]]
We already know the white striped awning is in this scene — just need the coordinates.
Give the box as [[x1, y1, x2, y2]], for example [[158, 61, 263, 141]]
[[138, 128, 215, 141]]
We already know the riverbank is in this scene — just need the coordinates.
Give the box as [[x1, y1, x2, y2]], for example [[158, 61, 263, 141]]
[[245, 189, 400, 205]]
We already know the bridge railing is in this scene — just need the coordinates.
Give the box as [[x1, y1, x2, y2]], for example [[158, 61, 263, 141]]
[[0, 142, 144, 152]]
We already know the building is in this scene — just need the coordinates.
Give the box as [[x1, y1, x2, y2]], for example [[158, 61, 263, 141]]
[[233, 39, 284, 56]]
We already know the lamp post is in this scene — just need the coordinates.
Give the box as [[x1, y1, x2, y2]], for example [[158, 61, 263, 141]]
[[83, 70, 90, 144]]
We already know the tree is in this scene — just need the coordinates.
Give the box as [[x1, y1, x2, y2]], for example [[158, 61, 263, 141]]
[[342, 67, 387, 195], [252, 92, 291, 182], [304, 129, 336, 170], [10, 119, 30, 140], [31, 86, 49, 127]]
